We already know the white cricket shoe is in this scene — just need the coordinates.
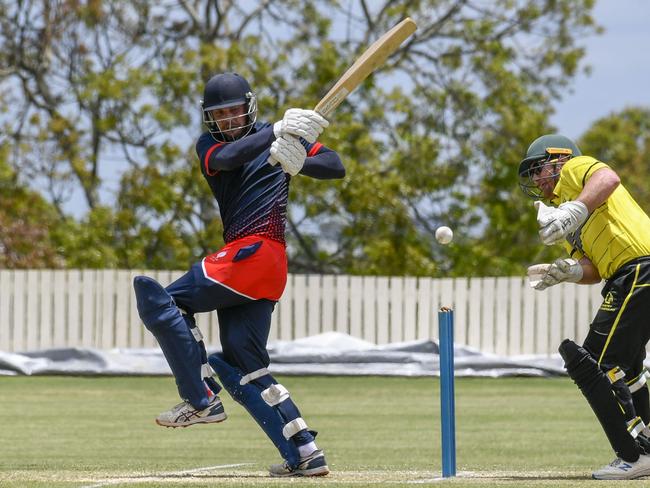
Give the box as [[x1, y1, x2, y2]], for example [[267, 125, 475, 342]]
[[592, 454, 650, 480], [155, 394, 227, 428], [269, 449, 330, 477]]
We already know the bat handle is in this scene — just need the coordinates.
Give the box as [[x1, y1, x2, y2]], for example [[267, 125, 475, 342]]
[[315, 108, 329, 120], [267, 154, 278, 166]]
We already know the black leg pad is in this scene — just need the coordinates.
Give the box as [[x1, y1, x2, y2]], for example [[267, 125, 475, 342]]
[[633, 386, 650, 425], [559, 339, 640, 462]]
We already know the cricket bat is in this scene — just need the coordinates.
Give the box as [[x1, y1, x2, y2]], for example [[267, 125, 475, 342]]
[[269, 17, 416, 167], [314, 17, 417, 119]]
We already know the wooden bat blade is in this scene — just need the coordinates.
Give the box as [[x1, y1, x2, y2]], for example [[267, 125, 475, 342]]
[[314, 17, 417, 118]]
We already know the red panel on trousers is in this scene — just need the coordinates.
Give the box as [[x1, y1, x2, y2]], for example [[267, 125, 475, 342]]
[[202, 235, 287, 301]]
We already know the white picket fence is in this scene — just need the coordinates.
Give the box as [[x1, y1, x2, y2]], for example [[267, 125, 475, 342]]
[[0, 269, 605, 355]]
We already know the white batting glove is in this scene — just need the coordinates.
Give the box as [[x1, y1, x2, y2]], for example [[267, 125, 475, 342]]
[[527, 258, 583, 290], [535, 200, 588, 245], [269, 135, 306, 176], [273, 108, 329, 144]]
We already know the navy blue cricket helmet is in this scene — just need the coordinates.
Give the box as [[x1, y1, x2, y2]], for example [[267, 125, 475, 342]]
[[201, 72, 257, 142]]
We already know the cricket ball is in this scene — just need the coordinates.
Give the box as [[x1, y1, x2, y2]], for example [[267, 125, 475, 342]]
[[435, 226, 453, 245]]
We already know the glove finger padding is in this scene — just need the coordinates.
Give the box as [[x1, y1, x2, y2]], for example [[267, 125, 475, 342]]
[[301, 110, 329, 129], [282, 119, 320, 143], [527, 258, 583, 291], [538, 218, 567, 245], [534, 200, 554, 226], [278, 108, 329, 143], [527, 263, 552, 290], [284, 109, 329, 129], [549, 258, 583, 283], [269, 135, 306, 176], [534, 201, 565, 245]]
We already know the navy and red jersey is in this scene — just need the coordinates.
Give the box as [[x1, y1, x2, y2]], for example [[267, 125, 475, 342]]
[[195, 121, 344, 245]]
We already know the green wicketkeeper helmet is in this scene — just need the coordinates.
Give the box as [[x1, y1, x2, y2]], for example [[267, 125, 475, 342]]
[[518, 134, 581, 199]]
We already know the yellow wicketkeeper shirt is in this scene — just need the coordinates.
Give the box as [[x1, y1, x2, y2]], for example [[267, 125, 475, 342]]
[[551, 156, 650, 279]]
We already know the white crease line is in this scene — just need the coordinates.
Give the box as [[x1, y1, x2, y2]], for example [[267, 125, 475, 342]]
[[80, 462, 254, 488], [407, 478, 446, 483]]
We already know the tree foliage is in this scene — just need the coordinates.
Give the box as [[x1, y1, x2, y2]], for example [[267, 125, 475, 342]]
[[0, 141, 64, 268], [0, 0, 603, 275]]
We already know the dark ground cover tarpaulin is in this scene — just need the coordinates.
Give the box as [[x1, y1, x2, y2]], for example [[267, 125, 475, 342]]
[[0, 332, 567, 377]]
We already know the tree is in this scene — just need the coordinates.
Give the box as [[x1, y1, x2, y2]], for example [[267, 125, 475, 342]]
[[0, 0, 600, 275], [0, 140, 64, 268]]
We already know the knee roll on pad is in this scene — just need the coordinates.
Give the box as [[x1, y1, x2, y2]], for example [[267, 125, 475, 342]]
[[134, 276, 180, 333], [134, 276, 214, 409], [558, 339, 640, 462], [208, 353, 301, 468]]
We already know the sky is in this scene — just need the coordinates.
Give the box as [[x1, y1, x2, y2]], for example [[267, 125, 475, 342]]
[[549, 0, 650, 139]]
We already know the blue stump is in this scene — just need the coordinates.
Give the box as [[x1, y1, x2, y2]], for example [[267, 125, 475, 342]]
[[438, 308, 456, 477]]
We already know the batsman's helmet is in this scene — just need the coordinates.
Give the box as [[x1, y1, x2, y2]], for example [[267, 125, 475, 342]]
[[201, 72, 257, 142], [518, 134, 581, 199]]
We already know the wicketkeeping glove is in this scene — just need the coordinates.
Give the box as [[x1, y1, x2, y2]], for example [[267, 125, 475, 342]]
[[535, 200, 589, 245], [269, 135, 306, 176], [527, 258, 583, 290], [273, 108, 329, 144]]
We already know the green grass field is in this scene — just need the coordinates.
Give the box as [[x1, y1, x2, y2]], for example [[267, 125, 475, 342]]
[[0, 375, 640, 487]]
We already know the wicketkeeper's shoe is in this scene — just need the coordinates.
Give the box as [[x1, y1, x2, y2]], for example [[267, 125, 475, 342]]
[[268, 449, 330, 477], [592, 454, 650, 480], [155, 394, 227, 428]]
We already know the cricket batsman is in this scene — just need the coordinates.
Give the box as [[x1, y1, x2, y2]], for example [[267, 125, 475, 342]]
[[518, 133, 650, 479], [133, 72, 344, 476]]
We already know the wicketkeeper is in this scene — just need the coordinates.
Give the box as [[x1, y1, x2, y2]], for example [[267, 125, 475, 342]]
[[133, 72, 344, 476], [518, 133, 650, 480]]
